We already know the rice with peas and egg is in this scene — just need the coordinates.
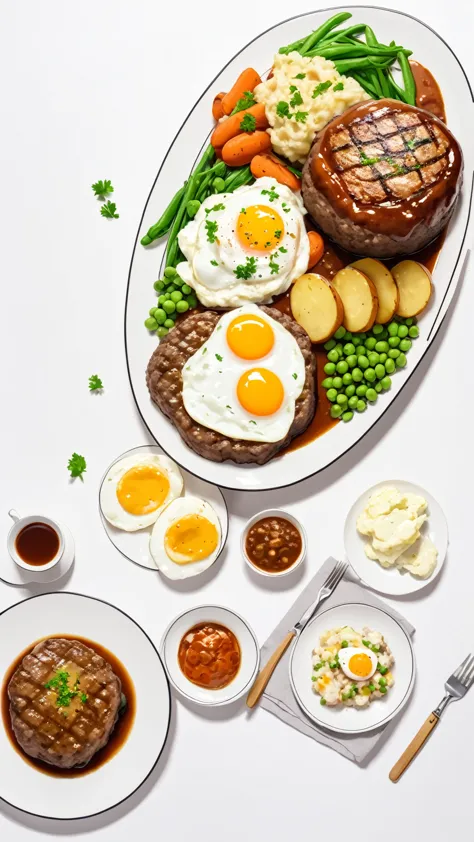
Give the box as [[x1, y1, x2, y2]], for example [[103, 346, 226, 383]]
[[312, 626, 394, 707]]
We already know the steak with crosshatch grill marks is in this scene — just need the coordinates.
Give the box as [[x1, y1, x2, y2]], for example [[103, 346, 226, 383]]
[[8, 638, 122, 769], [302, 99, 463, 257]]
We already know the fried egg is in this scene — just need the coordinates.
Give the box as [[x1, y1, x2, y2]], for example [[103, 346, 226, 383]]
[[149, 497, 221, 579], [338, 647, 377, 681], [181, 304, 306, 442], [176, 177, 309, 308], [100, 453, 183, 532]]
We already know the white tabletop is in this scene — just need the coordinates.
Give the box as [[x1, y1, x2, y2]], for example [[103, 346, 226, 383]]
[[1, 0, 473, 839]]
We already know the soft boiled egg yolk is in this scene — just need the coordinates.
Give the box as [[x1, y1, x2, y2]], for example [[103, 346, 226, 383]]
[[237, 368, 284, 416], [164, 514, 219, 564], [116, 465, 170, 516], [236, 205, 284, 252], [347, 652, 374, 678], [226, 313, 275, 360]]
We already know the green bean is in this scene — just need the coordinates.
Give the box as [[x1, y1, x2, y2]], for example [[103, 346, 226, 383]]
[[141, 183, 187, 246], [398, 51, 416, 105], [347, 71, 380, 99], [387, 69, 408, 103], [278, 34, 309, 55], [376, 68, 391, 97], [319, 24, 367, 44], [335, 57, 390, 74], [364, 25, 378, 46], [311, 43, 401, 59], [165, 145, 215, 265], [300, 12, 353, 55]]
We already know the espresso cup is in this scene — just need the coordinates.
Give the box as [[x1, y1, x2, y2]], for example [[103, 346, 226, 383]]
[[7, 510, 64, 573]]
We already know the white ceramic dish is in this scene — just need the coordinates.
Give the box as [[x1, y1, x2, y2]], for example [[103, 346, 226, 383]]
[[0, 592, 171, 819], [290, 602, 415, 735], [161, 605, 260, 706], [345, 479, 448, 596], [241, 508, 306, 577], [125, 6, 474, 492], [99, 445, 228, 571], [1, 519, 75, 587]]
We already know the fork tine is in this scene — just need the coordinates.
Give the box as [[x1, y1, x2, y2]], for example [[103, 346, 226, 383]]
[[321, 560, 345, 592], [460, 655, 474, 686], [464, 660, 474, 688], [453, 654, 470, 679], [458, 654, 474, 683], [326, 560, 347, 591]]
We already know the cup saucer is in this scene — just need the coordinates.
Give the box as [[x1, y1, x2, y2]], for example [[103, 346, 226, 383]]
[[0, 522, 75, 586]]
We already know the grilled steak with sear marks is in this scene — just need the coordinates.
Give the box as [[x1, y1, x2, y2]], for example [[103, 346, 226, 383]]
[[302, 99, 463, 257]]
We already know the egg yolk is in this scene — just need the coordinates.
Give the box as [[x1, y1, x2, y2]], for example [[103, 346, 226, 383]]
[[164, 514, 219, 564], [226, 314, 274, 360], [116, 465, 169, 515], [237, 368, 284, 416], [236, 204, 284, 252], [348, 653, 374, 678]]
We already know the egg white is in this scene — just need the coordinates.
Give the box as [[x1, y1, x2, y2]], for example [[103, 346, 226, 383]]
[[338, 647, 377, 682], [149, 496, 221, 580], [181, 304, 306, 443], [100, 454, 184, 532], [177, 177, 309, 308]]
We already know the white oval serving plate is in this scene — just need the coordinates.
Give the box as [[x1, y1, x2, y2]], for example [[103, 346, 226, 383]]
[[0, 592, 171, 820], [345, 479, 448, 596], [126, 6, 474, 491], [290, 602, 415, 735]]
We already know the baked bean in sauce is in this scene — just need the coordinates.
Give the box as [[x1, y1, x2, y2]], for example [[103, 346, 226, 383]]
[[178, 623, 241, 689], [245, 516, 302, 573]]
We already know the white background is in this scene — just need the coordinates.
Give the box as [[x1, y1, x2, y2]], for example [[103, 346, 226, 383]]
[[1, 0, 473, 839]]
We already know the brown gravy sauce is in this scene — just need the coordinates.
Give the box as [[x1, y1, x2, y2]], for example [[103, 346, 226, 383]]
[[1, 635, 136, 778], [411, 60, 446, 122]]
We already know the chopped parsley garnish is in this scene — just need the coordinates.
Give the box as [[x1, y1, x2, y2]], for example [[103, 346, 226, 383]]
[[279, 246, 288, 253], [100, 201, 119, 219], [406, 138, 417, 149], [88, 374, 103, 392], [240, 207, 247, 214], [294, 73, 306, 79], [274, 229, 282, 238], [205, 219, 218, 243], [67, 453, 86, 481], [240, 114, 257, 132], [210, 259, 218, 266], [294, 111, 308, 123], [292, 372, 298, 379], [282, 202, 291, 213], [289, 88, 303, 108], [312, 81, 331, 98], [359, 150, 380, 166], [269, 255, 280, 275], [232, 91, 256, 113], [276, 100, 291, 118], [332, 81, 344, 92], [44, 670, 87, 708], [393, 164, 406, 175], [412, 163, 421, 170], [91, 179, 114, 198], [234, 256, 257, 280], [249, 420, 257, 425], [80, 693, 88, 704], [261, 186, 279, 202], [202, 347, 207, 354], [215, 353, 223, 362], [205, 203, 225, 214]]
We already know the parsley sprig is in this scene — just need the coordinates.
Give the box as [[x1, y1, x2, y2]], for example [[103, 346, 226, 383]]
[[261, 186, 279, 202], [205, 219, 218, 243], [240, 114, 257, 133], [92, 179, 114, 199], [234, 256, 257, 280], [100, 201, 119, 219], [312, 81, 332, 98], [44, 670, 88, 708], [232, 91, 256, 114], [88, 374, 103, 392], [67, 453, 87, 481]]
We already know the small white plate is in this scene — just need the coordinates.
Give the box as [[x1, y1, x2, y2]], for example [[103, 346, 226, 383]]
[[0, 522, 75, 587], [161, 605, 260, 707], [345, 480, 448, 596], [0, 592, 171, 819], [290, 602, 415, 735], [99, 445, 228, 571]]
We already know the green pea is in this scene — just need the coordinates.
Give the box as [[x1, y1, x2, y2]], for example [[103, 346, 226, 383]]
[[342, 411, 353, 422], [327, 349, 339, 363], [372, 324, 383, 335], [398, 324, 409, 338], [186, 199, 201, 218], [158, 294, 166, 305], [343, 343, 355, 356], [164, 318, 175, 329], [330, 404, 343, 419], [364, 368, 376, 382], [385, 358, 396, 374], [381, 376, 392, 391], [358, 355, 369, 370], [366, 388, 378, 402], [336, 393, 348, 407], [356, 344, 366, 355], [375, 363, 385, 379], [334, 326, 346, 340], [173, 275, 183, 286], [343, 330, 353, 341], [346, 354, 358, 368], [368, 352, 380, 366], [379, 353, 387, 364], [187, 295, 198, 309], [399, 338, 412, 352], [149, 306, 158, 316], [396, 352, 407, 368], [358, 333, 367, 341], [321, 377, 333, 389], [170, 290, 183, 303], [336, 360, 348, 374], [408, 325, 419, 338], [320, 698, 327, 706], [332, 376, 343, 390], [163, 299, 176, 314], [352, 367, 363, 383], [163, 292, 171, 300], [348, 395, 358, 409], [144, 316, 158, 330], [356, 384, 367, 397], [375, 340, 389, 353], [388, 336, 400, 348], [212, 177, 226, 192], [324, 339, 336, 351], [154, 308, 166, 325], [378, 328, 388, 340], [324, 362, 336, 375], [356, 399, 367, 412], [345, 384, 356, 398], [365, 337, 377, 351], [154, 280, 165, 292], [352, 336, 361, 346], [388, 348, 400, 359], [375, 381, 383, 393], [334, 343, 343, 357], [176, 300, 189, 313], [327, 388, 338, 402], [387, 322, 399, 337], [166, 284, 177, 294], [342, 373, 352, 386], [181, 284, 192, 295], [405, 317, 414, 326], [156, 326, 169, 338], [164, 266, 177, 279]]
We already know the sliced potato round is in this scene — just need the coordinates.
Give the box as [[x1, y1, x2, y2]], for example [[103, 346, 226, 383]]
[[392, 260, 433, 318], [351, 258, 399, 324], [331, 266, 378, 333], [290, 272, 344, 343]]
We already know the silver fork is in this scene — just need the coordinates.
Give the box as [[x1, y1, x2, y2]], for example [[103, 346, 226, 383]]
[[390, 653, 474, 782], [247, 560, 347, 708]]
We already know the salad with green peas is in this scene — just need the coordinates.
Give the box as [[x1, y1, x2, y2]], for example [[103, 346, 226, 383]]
[[322, 317, 419, 422]]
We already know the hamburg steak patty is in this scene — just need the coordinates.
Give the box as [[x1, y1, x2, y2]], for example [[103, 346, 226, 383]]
[[8, 638, 122, 769], [146, 307, 316, 465], [302, 99, 462, 257]]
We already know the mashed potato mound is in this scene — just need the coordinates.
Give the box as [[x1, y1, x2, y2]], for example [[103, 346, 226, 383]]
[[254, 52, 369, 164]]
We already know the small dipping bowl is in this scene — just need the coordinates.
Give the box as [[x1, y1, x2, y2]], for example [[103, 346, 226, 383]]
[[241, 508, 306, 578], [7, 510, 64, 573]]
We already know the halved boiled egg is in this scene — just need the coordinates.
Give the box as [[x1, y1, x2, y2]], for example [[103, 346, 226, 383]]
[[338, 647, 377, 681], [150, 496, 221, 580], [100, 453, 183, 532]]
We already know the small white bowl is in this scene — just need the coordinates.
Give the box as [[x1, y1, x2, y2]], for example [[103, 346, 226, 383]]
[[160, 605, 260, 707], [241, 509, 306, 578]]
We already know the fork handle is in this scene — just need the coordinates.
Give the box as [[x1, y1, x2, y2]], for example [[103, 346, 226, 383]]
[[246, 631, 296, 709], [389, 713, 439, 782]]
